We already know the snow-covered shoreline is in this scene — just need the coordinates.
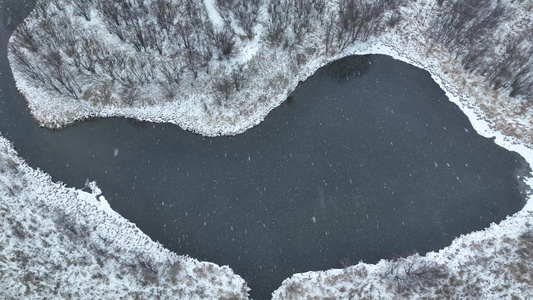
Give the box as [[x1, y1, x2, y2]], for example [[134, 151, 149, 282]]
[[4, 0, 533, 298], [0, 135, 249, 298], [273, 209, 533, 299]]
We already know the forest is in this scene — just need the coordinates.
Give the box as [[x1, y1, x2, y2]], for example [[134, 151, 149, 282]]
[[8, 0, 532, 111], [8, 0, 403, 106], [431, 0, 533, 99]]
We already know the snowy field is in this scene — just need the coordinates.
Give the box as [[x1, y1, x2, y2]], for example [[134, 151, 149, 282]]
[[3, 0, 533, 299]]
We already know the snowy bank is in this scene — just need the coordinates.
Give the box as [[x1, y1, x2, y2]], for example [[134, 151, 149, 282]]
[[273, 210, 533, 299], [0, 134, 248, 299]]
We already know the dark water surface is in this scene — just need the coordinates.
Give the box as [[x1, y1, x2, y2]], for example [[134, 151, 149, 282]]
[[0, 2, 530, 299]]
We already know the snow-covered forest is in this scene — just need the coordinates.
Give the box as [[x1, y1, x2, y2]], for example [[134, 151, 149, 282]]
[[9, 0, 401, 103], [431, 0, 533, 99], [7, 0, 528, 139], [8, 0, 533, 141], [3, 0, 533, 299]]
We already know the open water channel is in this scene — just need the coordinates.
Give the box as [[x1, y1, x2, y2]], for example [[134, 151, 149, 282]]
[[0, 1, 530, 299]]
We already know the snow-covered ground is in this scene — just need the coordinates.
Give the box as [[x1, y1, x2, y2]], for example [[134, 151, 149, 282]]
[[0, 136, 248, 299], [4, 0, 533, 299]]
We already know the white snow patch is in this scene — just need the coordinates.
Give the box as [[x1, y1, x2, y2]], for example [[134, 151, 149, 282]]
[[203, 0, 224, 29]]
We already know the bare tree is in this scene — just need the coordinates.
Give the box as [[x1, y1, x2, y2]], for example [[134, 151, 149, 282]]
[[291, 1, 314, 45], [152, 0, 177, 32], [130, 19, 147, 52], [175, 20, 194, 52], [266, 1, 291, 46], [198, 42, 213, 73], [77, 32, 102, 73], [335, 0, 387, 51], [8, 44, 46, 84], [431, 0, 506, 51], [145, 23, 164, 55], [184, 49, 201, 79], [39, 18, 58, 40], [159, 61, 182, 85], [72, 0, 93, 21], [235, 0, 262, 38], [266, 0, 335, 48], [324, 12, 336, 54], [157, 59, 182, 99], [125, 56, 155, 86], [98, 0, 121, 26], [429, 0, 533, 99], [98, 50, 126, 81], [13, 22, 38, 52], [212, 27, 235, 60], [44, 51, 82, 98]]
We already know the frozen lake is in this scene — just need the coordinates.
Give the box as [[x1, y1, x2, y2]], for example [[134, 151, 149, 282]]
[[0, 2, 529, 299]]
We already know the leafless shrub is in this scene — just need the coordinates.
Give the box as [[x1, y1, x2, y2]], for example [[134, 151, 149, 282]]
[[214, 78, 234, 104], [231, 67, 245, 91], [384, 257, 402, 276], [285, 281, 305, 297], [12, 221, 27, 239], [134, 253, 160, 285], [520, 228, 533, 239], [6, 158, 20, 170], [384, 256, 448, 290], [55, 210, 79, 237], [387, 11, 402, 27], [165, 259, 182, 285], [120, 86, 140, 106], [340, 257, 354, 268], [212, 27, 236, 60]]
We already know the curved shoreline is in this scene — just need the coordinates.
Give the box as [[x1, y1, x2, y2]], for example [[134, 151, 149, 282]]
[[0, 135, 249, 298], [10, 2, 532, 141], [5, 0, 533, 298]]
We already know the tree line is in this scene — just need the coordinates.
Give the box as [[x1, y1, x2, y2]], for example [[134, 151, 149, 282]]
[[9, 0, 410, 106], [431, 0, 533, 99]]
